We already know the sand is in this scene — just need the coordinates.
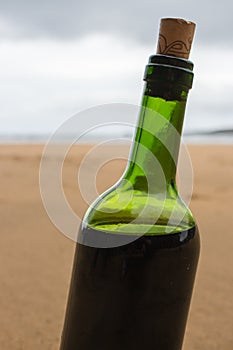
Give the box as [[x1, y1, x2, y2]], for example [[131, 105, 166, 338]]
[[0, 144, 232, 349]]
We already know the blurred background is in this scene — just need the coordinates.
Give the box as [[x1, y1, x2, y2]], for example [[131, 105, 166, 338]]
[[0, 0, 233, 142], [0, 2, 233, 350]]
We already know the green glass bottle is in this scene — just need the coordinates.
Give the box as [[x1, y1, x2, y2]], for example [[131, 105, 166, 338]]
[[60, 18, 200, 350]]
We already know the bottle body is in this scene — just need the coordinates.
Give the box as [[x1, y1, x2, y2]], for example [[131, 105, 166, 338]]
[[60, 54, 200, 349], [60, 227, 199, 350]]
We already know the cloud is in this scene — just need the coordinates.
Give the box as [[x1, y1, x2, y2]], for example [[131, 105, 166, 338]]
[[0, 2, 232, 137], [0, 0, 232, 45], [0, 33, 232, 136], [0, 34, 150, 133]]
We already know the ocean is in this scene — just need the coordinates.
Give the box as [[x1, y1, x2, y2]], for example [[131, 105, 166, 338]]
[[0, 128, 232, 144]]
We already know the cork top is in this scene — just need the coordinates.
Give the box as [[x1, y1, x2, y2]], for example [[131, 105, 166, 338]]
[[156, 18, 196, 59]]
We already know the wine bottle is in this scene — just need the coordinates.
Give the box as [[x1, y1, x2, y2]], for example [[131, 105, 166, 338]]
[[60, 18, 200, 350]]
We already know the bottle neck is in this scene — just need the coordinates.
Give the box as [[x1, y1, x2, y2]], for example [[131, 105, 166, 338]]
[[124, 55, 193, 194]]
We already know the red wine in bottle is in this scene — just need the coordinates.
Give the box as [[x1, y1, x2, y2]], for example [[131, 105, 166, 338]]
[[60, 18, 200, 350], [61, 227, 199, 350]]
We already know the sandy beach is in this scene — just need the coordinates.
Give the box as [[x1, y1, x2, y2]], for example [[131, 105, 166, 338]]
[[0, 144, 232, 349]]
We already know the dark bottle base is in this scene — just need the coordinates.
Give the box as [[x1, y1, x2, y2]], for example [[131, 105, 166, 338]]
[[60, 226, 200, 350]]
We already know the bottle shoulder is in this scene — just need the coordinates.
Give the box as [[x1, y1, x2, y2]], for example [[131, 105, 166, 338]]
[[83, 182, 196, 236]]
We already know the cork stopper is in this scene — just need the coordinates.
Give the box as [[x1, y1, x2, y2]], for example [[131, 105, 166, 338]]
[[156, 18, 196, 59]]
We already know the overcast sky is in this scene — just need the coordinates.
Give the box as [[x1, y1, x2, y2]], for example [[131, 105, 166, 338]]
[[1, 0, 233, 44], [0, 0, 233, 137]]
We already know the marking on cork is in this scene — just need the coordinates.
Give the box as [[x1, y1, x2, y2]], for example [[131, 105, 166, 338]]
[[158, 34, 192, 58]]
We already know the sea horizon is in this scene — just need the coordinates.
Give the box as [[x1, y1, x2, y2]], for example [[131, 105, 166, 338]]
[[0, 127, 232, 145]]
